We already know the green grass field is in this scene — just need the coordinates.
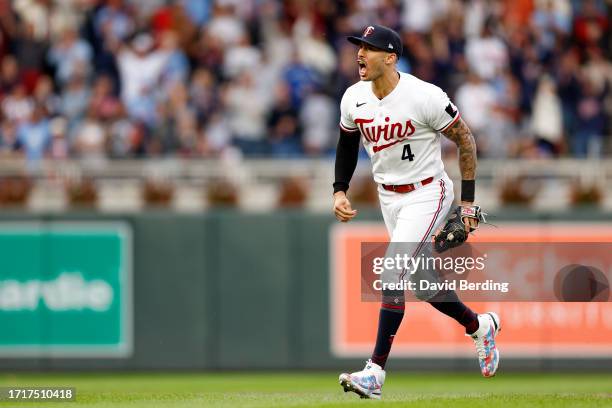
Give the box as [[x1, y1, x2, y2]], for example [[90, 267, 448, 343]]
[[0, 372, 610, 407]]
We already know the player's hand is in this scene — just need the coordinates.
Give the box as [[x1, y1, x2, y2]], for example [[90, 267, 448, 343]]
[[333, 192, 357, 222], [460, 201, 479, 233]]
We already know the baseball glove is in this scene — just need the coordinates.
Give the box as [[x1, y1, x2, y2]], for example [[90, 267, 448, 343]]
[[434, 205, 487, 253]]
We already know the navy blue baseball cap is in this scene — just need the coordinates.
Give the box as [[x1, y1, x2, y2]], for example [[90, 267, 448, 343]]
[[348, 24, 402, 57]]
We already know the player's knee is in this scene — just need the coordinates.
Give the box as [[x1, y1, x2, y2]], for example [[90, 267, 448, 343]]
[[426, 289, 459, 304], [414, 289, 437, 302]]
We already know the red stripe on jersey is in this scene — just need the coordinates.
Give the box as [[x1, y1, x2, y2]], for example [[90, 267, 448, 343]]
[[416, 179, 446, 253], [438, 113, 462, 133], [339, 122, 359, 133]]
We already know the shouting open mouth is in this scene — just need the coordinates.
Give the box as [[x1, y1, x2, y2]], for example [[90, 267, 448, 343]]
[[358, 59, 367, 78]]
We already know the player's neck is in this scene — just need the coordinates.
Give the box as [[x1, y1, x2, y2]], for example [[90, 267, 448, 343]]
[[371, 70, 400, 100]]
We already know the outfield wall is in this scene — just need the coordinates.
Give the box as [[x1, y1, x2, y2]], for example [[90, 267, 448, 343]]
[[0, 210, 610, 371]]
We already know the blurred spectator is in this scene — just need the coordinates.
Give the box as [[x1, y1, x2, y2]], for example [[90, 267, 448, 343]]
[[207, 3, 246, 47], [179, 0, 211, 26], [190, 68, 218, 120], [401, 0, 448, 34], [150, 1, 198, 51], [147, 99, 179, 156], [200, 112, 232, 156], [0, 119, 17, 156], [16, 103, 51, 163], [108, 117, 144, 158], [14, 22, 48, 92], [192, 27, 225, 79], [582, 47, 612, 96], [158, 30, 189, 87], [0, 0, 18, 63], [167, 82, 198, 156], [573, 0, 609, 49], [127, 0, 166, 21], [572, 77, 606, 157], [255, 52, 285, 109], [89, 74, 123, 121], [555, 48, 582, 142], [463, 0, 488, 38], [2, 83, 34, 125], [267, 80, 301, 156], [60, 74, 90, 125], [48, 116, 69, 159], [331, 44, 360, 100], [300, 89, 336, 156], [514, 43, 543, 114], [294, 19, 337, 77], [455, 72, 496, 154], [71, 108, 107, 161], [531, 0, 572, 54], [465, 21, 509, 81], [404, 31, 450, 88], [283, 51, 320, 109], [0, 55, 20, 94], [224, 71, 268, 155], [531, 75, 564, 155], [268, 111, 301, 157], [47, 26, 92, 85], [13, 0, 52, 41], [223, 32, 261, 79], [32, 74, 60, 116], [489, 72, 524, 157], [117, 32, 168, 124], [94, 0, 134, 43]]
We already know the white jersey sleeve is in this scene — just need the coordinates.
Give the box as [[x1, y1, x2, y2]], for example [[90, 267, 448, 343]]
[[422, 86, 461, 132], [339, 90, 358, 132]]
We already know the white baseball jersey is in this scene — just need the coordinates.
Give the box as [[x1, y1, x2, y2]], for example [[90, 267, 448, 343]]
[[339, 72, 460, 186]]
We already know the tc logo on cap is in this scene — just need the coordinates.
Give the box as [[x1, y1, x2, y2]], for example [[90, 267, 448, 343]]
[[363, 26, 374, 37]]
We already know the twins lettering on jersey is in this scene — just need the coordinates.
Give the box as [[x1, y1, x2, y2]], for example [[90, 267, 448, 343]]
[[340, 73, 456, 184], [355, 117, 415, 152]]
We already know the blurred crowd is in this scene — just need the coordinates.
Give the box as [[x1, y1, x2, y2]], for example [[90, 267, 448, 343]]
[[0, 0, 610, 163]]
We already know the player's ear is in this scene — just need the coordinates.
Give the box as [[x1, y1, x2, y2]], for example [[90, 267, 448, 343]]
[[385, 53, 397, 65]]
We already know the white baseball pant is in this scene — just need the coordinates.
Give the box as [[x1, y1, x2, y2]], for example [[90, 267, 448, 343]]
[[378, 172, 454, 301]]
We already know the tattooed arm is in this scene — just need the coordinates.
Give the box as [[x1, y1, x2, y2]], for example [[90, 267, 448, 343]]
[[442, 117, 477, 184], [442, 117, 479, 232]]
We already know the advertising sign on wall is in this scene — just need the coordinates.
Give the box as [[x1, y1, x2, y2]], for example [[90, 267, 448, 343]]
[[0, 222, 132, 357], [330, 223, 612, 358]]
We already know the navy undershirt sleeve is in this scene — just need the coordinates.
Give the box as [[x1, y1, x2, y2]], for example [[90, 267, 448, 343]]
[[333, 129, 361, 193]]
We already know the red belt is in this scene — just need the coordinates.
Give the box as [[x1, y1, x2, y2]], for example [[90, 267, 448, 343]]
[[382, 177, 434, 193]]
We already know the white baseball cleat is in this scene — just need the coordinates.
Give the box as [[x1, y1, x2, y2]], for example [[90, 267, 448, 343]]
[[339, 359, 385, 399], [469, 312, 501, 377]]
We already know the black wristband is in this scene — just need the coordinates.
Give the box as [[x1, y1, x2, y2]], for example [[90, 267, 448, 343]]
[[333, 182, 349, 194], [461, 180, 475, 202]]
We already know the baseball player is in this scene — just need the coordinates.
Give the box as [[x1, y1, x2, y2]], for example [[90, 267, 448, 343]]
[[333, 24, 500, 399]]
